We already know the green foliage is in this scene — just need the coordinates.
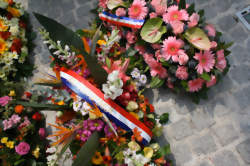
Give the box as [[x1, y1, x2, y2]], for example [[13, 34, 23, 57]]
[[159, 113, 169, 124], [200, 73, 211, 81], [150, 76, 165, 88], [178, 0, 186, 9]]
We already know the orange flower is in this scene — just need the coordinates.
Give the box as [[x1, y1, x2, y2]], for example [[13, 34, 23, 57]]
[[92, 151, 103, 165], [132, 128, 143, 142], [0, 38, 7, 54], [15, 105, 24, 114], [7, 6, 21, 17], [155, 156, 166, 165]]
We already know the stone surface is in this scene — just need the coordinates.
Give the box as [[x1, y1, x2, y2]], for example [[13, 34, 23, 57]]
[[212, 124, 239, 146], [15, 0, 250, 165], [212, 150, 240, 166], [236, 138, 250, 164]]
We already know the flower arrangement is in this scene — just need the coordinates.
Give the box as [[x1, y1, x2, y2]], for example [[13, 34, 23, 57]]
[[93, 0, 232, 102], [0, 91, 48, 166], [0, 0, 34, 83], [33, 12, 172, 165]]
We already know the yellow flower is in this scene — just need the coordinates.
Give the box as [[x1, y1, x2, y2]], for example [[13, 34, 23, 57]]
[[7, 7, 21, 17], [143, 147, 154, 159], [128, 141, 141, 152], [92, 151, 103, 165], [6, 141, 14, 149], [32, 147, 40, 159], [9, 90, 16, 97], [0, 39, 7, 55], [1, 137, 8, 144], [57, 100, 65, 106], [97, 40, 106, 46], [0, 18, 8, 31]]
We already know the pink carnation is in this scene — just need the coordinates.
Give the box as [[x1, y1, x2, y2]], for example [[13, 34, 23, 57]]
[[15, 142, 30, 155], [143, 53, 167, 79], [194, 51, 215, 74], [188, 13, 199, 28], [205, 24, 216, 37], [171, 20, 184, 34], [0, 96, 12, 106], [162, 36, 184, 61], [98, 0, 108, 9], [163, 5, 189, 24], [206, 75, 217, 87], [216, 50, 227, 71], [116, 8, 126, 17], [151, 0, 167, 15], [128, 0, 148, 19], [178, 50, 189, 65], [176, 66, 188, 80], [126, 31, 137, 44], [210, 41, 217, 49], [188, 78, 204, 92]]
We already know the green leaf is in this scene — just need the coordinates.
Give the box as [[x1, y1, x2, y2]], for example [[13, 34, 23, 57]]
[[159, 144, 171, 156], [179, 0, 186, 9], [105, 57, 111, 69], [184, 27, 211, 50], [72, 132, 100, 166], [140, 18, 167, 43], [33, 13, 107, 86], [107, 0, 127, 10], [14, 159, 25, 166], [150, 76, 165, 88], [187, 3, 195, 15], [224, 42, 234, 49], [159, 113, 169, 124], [200, 73, 211, 81], [181, 80, 188, 90]]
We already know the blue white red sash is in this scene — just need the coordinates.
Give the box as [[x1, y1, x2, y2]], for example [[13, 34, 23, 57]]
[[99, 11, 144, 29], [60, 68, 152, 144]]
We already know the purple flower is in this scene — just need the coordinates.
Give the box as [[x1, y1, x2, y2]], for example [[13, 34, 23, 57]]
[[77, 129, 92, 142], [10, 114, 21, 124], [88, 119, 104, 131], [0, 96, 12, 106], [83, 68, 91, 78], [39, 128, 46, 139], [15, 142, 30, 155], [104, 123, 117, 138]]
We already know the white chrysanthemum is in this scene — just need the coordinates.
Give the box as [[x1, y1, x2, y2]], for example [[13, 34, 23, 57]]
[[80, 102, 91, 116], [21, 46, 28, 55], [9, 25, 19, 36]]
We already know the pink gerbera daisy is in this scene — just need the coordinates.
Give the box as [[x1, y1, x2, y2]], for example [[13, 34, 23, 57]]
[[188, 78, 204, 92], [163, 5, 189, 24], [151, 0, 167, 15], [128, 0, 148, 20], [162, 36, 184, 61], [194, 51, 215, 74]]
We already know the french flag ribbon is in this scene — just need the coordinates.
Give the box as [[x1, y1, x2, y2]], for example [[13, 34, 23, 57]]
[[99, 11, 145, 29], [60, 68, 152, 145]]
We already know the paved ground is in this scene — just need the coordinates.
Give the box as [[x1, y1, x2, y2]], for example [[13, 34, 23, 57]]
[[17, 0, 250, 165]]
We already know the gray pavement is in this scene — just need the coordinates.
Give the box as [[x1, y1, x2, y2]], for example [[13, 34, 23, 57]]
[[18, 0, 250, 165]]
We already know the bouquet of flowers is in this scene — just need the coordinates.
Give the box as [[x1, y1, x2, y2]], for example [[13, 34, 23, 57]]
[[0, 0, 34, 83], [33, 12, 172, 166], [0, 90, 48, 166], [93, 0, 232, 102]]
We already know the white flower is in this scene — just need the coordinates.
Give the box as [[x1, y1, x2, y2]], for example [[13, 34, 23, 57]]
[[124, 158, 134, 166], [108, 70, 119, 82], [46, 147, 57, 153], [139, 74, 147, 84], [131, 68, 140, 79], [80, 102, 91, 116], [0, 1, 8, 9], [9, 25, 19, 36], [73, 101, 82, 112]]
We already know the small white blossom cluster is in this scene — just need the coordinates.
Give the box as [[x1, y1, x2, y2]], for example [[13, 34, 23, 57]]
[[131, 68, 147, 88], [46, 147, 58, 166], [102, 70, 123, 100], [39, 29, 78, 66], [73, 96, 91, 116], [123, 148, 150, 166]]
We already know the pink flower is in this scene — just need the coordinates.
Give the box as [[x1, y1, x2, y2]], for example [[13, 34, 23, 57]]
[[188, 13, 199, 28], [10, 114, 21, 124], [104, 123, 117, 138], [18, 116, 31, 130], [15, 142, 30, 155], [135, 44, 146, 54], [194, 51, 215, 74], [171, 20, 184, 34], [88, 119, 104, 131], [176, 66, 188, 80], [151, 0, 167, 15], [206, 75, 217, 87], [188, 78, 204, 92], [163, 5, 189, 24], [126, 31, 137, 44], [0, 96, 12, 106], [205, 24, 216, 37], [216, 50, 227, 71], [128, 0, 148, 19], [162, 36, 184, 61], [3, 120, 12, 130], [178, 50, 189, 65], [77, 129, 92, 142], [99, 0, 108, 9], [143, 53, 168, 79], [210, 41, 217, 49], [116, 8, 126, 17], [39, 128, 46, 139], [149, 12, 157, 18], [151, 43, 161, 50]]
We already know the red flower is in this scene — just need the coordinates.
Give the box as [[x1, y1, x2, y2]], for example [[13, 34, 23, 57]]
[[149, 104, 155, 113], [6, 13, 13, 20], [21, 92, 32, 100], [19, 21, 27, 29], [0, 32, 11, 40], [8, 0, 14, 5], [32, 112, 42, 121], [10, 38, 22, 54]]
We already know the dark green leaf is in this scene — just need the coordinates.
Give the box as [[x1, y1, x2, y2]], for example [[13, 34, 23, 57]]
[[105, 57, 111, 69], [159, 113, 169, 124], [33, 13, 107, 86], [224, 42, 234, 49], [178, 0, 186, 9], [187, 3, 195, 15], [150, 76, 165, 88], [159, 144, 171, 156], [14, 159, 25, 166], [200, 73, 211, 81], [72, 132, 99, 166]]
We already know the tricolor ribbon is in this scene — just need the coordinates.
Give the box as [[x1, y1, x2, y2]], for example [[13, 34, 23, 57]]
[[60, 68, 152, 144], [99, 11, 145, 29]]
